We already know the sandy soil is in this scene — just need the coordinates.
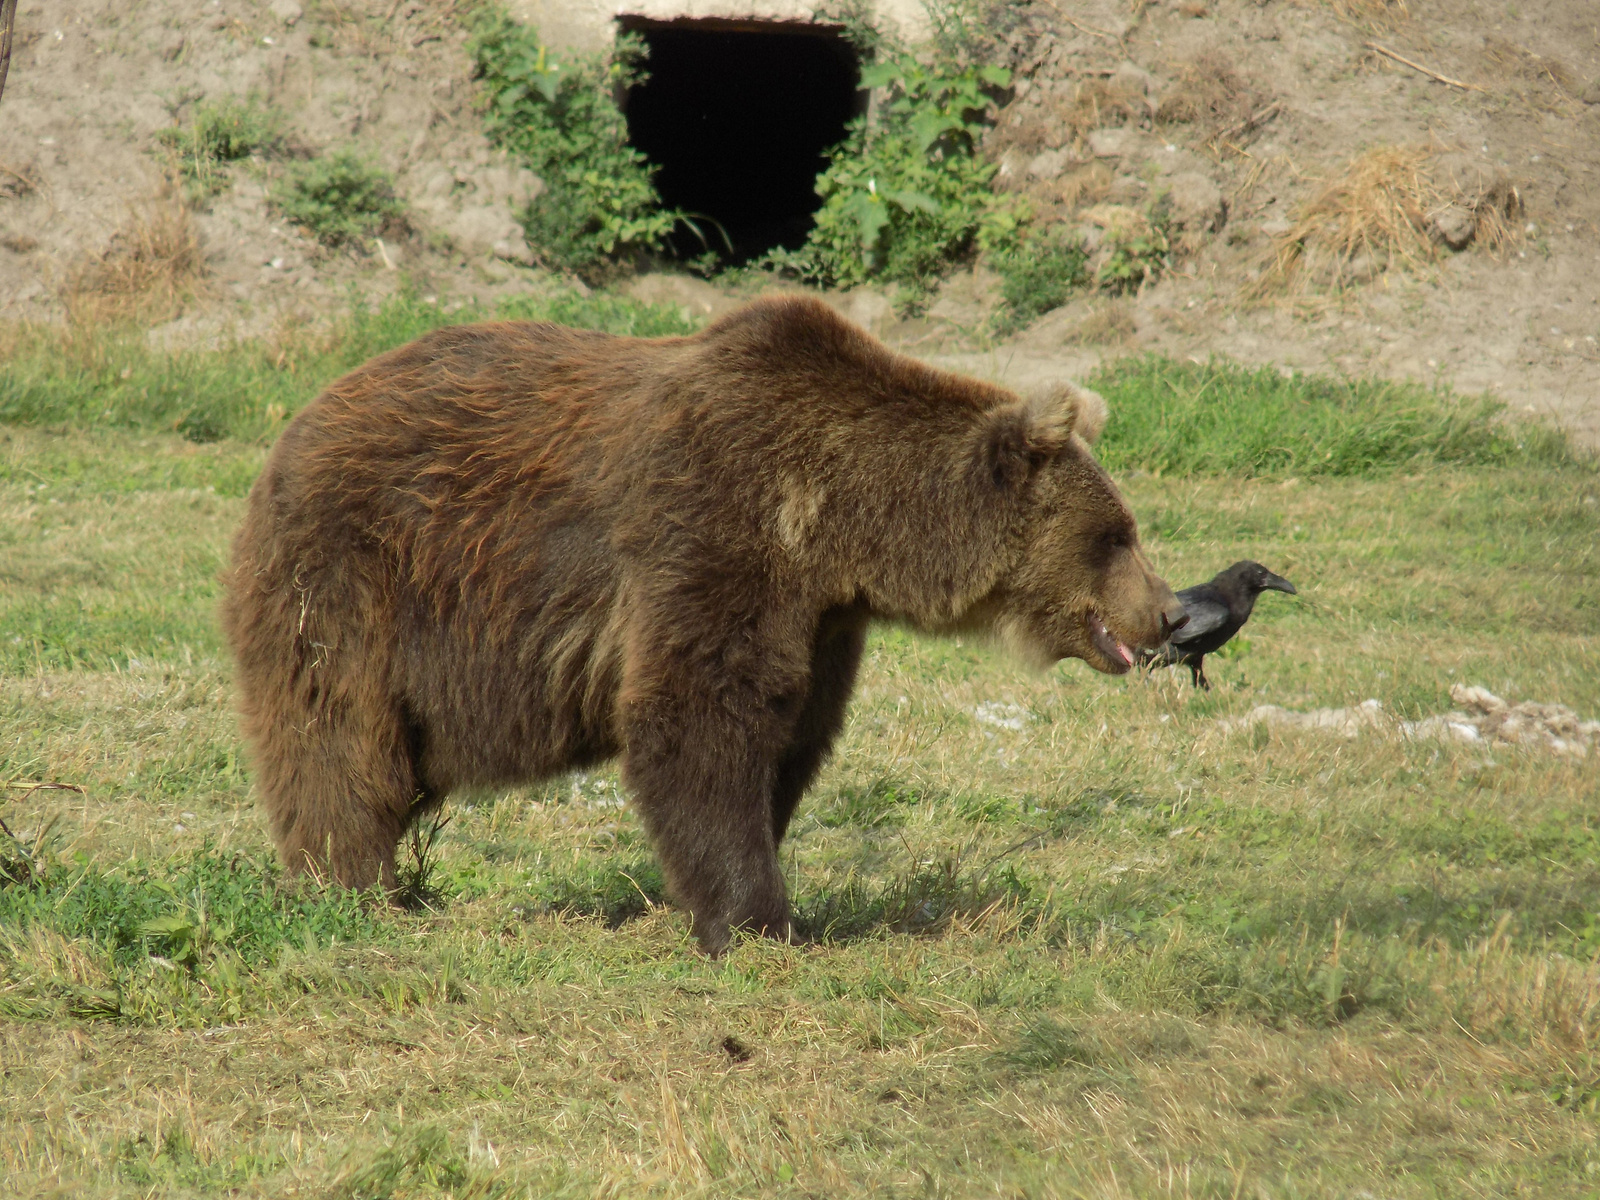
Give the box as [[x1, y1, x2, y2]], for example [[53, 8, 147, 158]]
[[1, 0, 1597, 443]]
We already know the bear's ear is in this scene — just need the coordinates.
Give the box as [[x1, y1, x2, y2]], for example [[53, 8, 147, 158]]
[[1027, 382, 1109, 445], [980, 393, 1074, 491]]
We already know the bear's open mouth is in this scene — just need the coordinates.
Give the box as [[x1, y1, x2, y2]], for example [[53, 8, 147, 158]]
[[1087, 610, 1135, 673]]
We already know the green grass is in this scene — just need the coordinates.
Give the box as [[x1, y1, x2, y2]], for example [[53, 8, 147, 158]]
[[2, 309, 1599, 1196], [1090, 354, 1578, 477], [0, 288, 702, 446]]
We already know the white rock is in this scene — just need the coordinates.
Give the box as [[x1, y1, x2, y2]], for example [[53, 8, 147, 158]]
[[1450, 683, 1506, 713], [974, 702, 1029, 732], [1166, 171, 1225, 232], [1027, 148, 1071, 182], [1088, 128, 1136, 158], [444, 205, 523, 258], [491, 237, 533, 265]]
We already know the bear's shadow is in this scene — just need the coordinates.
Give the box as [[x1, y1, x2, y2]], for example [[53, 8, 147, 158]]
[[522, 850, 1039, 946]]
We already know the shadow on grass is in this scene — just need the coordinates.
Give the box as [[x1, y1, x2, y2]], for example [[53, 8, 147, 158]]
[[522, 856, 669, 928], [791, 857, 1038, 943]]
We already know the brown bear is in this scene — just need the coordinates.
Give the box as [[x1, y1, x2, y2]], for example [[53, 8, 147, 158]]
[[221, 295, 1185, 953]]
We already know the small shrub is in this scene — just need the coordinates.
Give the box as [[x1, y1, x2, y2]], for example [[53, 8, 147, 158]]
[[991, 234, 1090, 334], [156, 94, 285, 202], [469, 10, 677, 276], [770, 53, 1024, 300], [1084, 203, 1170, 293], [392, 813, 451, 913], [0, 814, 59, 889], [271, 149, 406, 249]]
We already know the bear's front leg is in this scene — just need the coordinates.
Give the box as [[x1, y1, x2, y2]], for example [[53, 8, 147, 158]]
[[621, 683, 794, 956]]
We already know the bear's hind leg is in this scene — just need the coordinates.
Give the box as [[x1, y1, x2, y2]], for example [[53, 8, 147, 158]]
[[247, 688, 419, 893]]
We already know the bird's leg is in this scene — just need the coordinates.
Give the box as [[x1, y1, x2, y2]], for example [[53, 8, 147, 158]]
[[1191, 659, 1210, 690]]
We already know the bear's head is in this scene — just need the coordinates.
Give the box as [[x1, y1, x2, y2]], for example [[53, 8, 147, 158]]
[[980, 383, 1186, 675]]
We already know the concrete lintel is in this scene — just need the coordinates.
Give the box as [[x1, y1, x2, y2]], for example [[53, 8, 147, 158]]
[[508, 0, 928, 54]]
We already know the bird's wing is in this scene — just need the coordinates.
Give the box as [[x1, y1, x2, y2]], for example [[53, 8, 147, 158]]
[[1170, 594, 1231, 644]]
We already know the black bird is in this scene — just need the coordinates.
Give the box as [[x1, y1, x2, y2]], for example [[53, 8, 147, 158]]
[[1142, 561, 1297, 689]]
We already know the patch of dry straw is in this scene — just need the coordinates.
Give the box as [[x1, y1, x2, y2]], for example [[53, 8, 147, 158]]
[[1311, 0, 1409, 29], [1480, 37, 1584, 113], [61, 194, 205, 325], [1250, 145, 1519, 301], [1154, 51, 1272, 142]]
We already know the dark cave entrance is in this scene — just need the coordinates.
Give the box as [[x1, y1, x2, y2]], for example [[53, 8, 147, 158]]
[[619, 17, 864, 264]]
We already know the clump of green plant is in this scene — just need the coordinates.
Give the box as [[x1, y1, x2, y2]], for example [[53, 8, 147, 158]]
[[156, 94, 285, 202], [991, 233, 1090, 334], [1087, 204, 1171, 293], [0, 813, 58, 889], [771, 53, 1024, 300], [270, 149, 406, 249], [469, 10, 678, 277]]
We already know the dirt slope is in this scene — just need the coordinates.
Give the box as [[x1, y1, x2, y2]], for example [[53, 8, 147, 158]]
[[1, 0, 1597, 442], [0, 0, 544, 337]]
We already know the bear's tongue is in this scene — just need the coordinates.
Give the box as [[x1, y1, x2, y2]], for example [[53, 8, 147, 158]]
[[1090, 612, 1134, 666]]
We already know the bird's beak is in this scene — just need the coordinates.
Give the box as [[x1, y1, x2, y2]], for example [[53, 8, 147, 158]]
[[1267, 577, 1297, 595]]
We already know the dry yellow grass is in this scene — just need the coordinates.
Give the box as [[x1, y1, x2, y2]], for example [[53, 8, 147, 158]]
[[1480, 37, 1584, 113], [1153, 51, 1271, 143], [1309, 0, 1409, 29], [1250, 144, 1522, 301], [993, 77, 1148, 160], [1064, 299, 1137, 346], [61, 195, 205, 326]]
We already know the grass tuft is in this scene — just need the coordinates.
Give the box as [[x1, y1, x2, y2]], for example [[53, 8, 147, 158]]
[[61, 196, 205, 326], [1251, 144, 1522, 297], [525, 855, 669, 928], [0, 848, 388, 973]]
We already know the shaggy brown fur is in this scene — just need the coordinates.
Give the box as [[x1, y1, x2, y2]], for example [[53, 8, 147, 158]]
[[222, 295, 1183, 953]]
